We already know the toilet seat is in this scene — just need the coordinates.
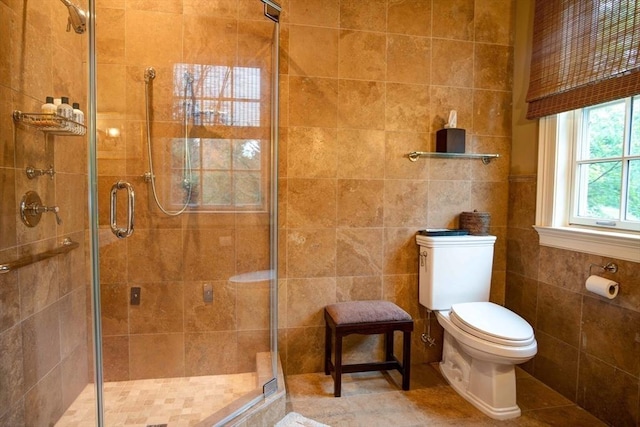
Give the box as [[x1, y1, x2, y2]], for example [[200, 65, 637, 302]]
[[450, 302, 535, 347]]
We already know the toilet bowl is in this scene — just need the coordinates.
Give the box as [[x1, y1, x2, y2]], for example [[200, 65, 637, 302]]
[[435, 302, 537, 420]]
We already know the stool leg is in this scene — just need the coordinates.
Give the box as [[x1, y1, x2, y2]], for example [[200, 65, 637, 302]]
[[324, 323, 332, 375], [385, 331, 394, 361], [402, 330, 411, 391], [334, 333, 343, 397]]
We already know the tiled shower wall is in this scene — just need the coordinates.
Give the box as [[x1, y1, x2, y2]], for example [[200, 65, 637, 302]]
[[506, 176, 640, 426], [277, 0, 515, 373], [0, 1, 90, 425], [95, 1, 275, 381]]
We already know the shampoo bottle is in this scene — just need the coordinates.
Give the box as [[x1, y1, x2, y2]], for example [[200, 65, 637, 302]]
[[41, 96, 57, 124], [72, 102, 84, 134], [57, 97, 74, 131]]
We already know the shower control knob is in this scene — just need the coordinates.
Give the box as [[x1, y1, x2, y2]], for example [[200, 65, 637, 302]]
[[46, 206, 63, 225], [26, 165, 56, 180], [20, 191, 63, 227]]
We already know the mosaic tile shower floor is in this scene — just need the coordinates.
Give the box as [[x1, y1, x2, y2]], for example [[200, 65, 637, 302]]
[[56, 373, 257, 427]]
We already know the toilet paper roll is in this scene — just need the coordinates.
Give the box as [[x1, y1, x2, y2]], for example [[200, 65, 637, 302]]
[[585, 275, 619, 299]]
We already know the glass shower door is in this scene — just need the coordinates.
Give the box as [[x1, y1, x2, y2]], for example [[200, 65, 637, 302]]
[[88, 0, 280, 425]]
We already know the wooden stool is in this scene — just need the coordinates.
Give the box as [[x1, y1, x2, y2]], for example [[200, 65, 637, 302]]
[[324, 300, 413, 397]]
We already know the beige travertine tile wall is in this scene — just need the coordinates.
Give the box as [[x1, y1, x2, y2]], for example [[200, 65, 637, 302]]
[[0, 1, 90, 425], [95, 0, 515, 383], [506, 176, 640, 427], [278, 0, 515, 374]]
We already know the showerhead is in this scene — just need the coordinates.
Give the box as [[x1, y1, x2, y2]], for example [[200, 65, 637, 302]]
[[59, 0, 87, 34]]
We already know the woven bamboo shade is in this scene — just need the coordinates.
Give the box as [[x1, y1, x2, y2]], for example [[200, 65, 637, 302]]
[[526, 0, 640, 119]]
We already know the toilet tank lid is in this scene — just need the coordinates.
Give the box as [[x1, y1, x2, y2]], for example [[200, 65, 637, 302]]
[[450, 302, 534, 342], [415, 234, 496, 247]]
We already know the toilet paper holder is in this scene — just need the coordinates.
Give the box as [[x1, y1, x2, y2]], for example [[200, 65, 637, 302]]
[[588, 262, 618, 276]]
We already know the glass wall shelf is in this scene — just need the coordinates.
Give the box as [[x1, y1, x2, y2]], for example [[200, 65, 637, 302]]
[[407, 151, 499, 164], [13, 110, 86, 136]]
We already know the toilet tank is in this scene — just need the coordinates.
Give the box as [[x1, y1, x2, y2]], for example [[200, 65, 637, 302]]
[[416, 234, 496, 310]]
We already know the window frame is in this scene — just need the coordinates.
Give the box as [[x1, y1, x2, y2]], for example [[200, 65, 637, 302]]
[[569, 97, 640, 232], [534, 111, 640, 263]]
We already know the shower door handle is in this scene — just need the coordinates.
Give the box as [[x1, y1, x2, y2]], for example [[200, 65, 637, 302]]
[[110, 181, 135, 239]]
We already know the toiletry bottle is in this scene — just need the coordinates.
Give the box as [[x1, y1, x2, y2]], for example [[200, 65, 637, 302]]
[[41, 96, 57, 124], [72, 102, 84, 134], [57, 97, 74, 131]]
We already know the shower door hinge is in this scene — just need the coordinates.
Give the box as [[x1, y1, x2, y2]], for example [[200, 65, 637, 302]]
[[263, 378, 278, 398], [262, 0, 281, 23]]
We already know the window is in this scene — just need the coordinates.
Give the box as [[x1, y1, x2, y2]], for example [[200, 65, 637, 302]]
[[184, 138, 267, 211], [571, 97, 640, 231], [535, 99, 640, 263], [166, 63, 269, 212], [173, 63, 262, 127], [526, 0, 640, 262]]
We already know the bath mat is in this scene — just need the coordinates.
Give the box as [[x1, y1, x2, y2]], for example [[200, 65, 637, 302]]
[[274, 411, 329, 427]]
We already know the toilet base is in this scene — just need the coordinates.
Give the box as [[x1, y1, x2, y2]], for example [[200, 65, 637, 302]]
[[439, 332, 522, 420]]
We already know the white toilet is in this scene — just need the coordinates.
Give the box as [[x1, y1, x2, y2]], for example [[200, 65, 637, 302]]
[[416, 234, 537, 420]]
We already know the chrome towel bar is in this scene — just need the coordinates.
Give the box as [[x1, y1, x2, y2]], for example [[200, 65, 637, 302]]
[[0, 238, 79, 274]]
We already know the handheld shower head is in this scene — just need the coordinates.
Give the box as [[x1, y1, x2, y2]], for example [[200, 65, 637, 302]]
[[144, 67, 156, 83], [59, 0, 87, 34]]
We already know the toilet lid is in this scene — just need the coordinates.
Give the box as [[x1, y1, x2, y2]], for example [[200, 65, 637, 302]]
[[450, 302, 535, 346]]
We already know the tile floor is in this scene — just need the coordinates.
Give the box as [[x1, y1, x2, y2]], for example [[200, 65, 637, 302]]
[[55, 373, 258, 427], [53, 363, 607, 426], [284, 364, 607, 427]]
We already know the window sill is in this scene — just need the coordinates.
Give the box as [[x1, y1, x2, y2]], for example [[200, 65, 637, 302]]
[[534, 226, 640, 263]]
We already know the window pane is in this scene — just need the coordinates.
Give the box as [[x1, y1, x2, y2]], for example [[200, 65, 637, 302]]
[[577, 161, 622, 219], [233, 139, 261, 170], [627, 159, 640, 221], [632, 96, 640, 156], [170, 138, 191, 170], [234, 67, 261, 100], [234, 101, 260, 127], [584, 101, 625, 159], [202, 139, 231, 169], [234, 172, 261, 206], [202, 172, 232, 205], [170, 173, 192, 205], [200, 100, 231, 125], [188, 138, 201, 169], [201, 65, 231, 98]]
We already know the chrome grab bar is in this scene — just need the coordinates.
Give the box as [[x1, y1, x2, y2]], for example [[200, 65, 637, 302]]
[[0, 238, 79, 274], [110, 180, 135, 239]]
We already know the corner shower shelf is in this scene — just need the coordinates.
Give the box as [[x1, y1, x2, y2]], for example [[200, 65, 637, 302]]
[[407, 151, 500, 164], [13, 110, 86, 136]]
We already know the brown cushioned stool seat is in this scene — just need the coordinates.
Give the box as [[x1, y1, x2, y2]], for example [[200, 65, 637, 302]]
[[324, 300, 413, 397]]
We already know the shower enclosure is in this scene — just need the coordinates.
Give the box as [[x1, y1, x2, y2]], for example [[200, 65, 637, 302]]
[[90, 1, 282, 424], [0, 0, 280, 425]]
